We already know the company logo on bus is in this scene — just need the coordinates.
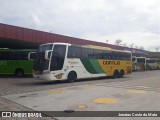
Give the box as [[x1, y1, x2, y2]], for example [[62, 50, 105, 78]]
[[103, 61, 120, 65]]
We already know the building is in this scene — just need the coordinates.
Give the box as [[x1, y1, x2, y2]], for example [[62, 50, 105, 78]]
[[0, 23, 148, 57]]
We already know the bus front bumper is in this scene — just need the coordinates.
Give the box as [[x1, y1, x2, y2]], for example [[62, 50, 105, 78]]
[[33, 74, 52, 81]]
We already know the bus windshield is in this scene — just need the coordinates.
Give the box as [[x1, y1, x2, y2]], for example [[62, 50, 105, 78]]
[[33, 44, 53, 72], [38, 44, 53, 52], [33, 44, 66, 72], [33, 52, 49, 71]]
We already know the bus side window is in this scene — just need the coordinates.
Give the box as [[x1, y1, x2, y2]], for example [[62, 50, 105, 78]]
[[94, 50, 103, 59], [104, 51, 112, 59], [67, 46, 81, 58], [113, 52, 120, 60], [82, 48, 93, 59]]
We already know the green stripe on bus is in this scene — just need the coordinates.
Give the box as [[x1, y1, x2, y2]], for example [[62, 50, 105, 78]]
[[89, 59, 104, 73], [80, 59, 98, 74]]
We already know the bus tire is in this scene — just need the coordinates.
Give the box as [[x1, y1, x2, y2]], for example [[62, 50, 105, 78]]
[[119, 69, 124, 78], [15, 69, 24, 77], [113, 70, 119, 79], [67, 71, 77, 83]]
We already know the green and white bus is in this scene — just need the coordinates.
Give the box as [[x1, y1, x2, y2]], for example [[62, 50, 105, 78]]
[[0, 48, 35, 77], [29, 43, 132, 82]]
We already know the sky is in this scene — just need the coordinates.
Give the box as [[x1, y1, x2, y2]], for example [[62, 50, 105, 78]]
[[0, 0, 160, 51]]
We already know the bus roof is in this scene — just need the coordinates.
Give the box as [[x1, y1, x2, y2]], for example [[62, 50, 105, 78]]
[[40, 42, 131, 53], [0, 49, 36, 52]]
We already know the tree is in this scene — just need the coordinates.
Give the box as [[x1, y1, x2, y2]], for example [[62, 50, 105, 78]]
[[122, 43, 127, 47], [106, 40, 109, 43], [139, 46, 144, 50], [129, 43, 134, 48], [135, 45, 138, 49], [114, 39, 122, 46], [155, 47, 159, 52]]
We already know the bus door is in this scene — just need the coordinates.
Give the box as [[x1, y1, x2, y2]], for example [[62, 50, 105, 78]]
[[50, 45, 66, 72], [137, 58, 146, 70]]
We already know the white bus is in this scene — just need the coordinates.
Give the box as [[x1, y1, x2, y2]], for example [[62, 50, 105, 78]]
[[132, 56, 137, 71], [146, 58, 160, 70], [29, 43, 132, 82], [132, 57, 146, 71]]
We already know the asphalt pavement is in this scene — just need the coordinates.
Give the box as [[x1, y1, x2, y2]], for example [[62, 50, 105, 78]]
[[0, 70, 160, 120]]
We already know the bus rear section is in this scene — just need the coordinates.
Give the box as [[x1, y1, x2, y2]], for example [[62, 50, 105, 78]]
[[0, 49, 35, 77]]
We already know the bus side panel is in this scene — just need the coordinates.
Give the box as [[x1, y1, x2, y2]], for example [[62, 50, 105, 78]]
[[65, 59, 93, 79], [0, 60, 10, 75], [64, 59, 106, 80], [98, 60, 132, 76], [0, 60, 33, 75]]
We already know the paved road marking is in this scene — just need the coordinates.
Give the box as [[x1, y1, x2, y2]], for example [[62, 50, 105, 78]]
[[48, 89, 65, 93], [135, 86, 148, 89], [93, 98, 118, 104], [127, 90, 146, 94], [85, 84, 97, 88], [78, 105, 88, 109]]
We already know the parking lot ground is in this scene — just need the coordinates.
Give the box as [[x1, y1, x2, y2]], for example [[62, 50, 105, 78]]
[[2, 81, 160, 111], [0, 70, 160, 120]]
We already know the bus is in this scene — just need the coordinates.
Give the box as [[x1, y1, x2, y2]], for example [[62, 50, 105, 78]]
[[146, 58, 157, 70], [157, 60, 160, 69], [132, 56, 137, 71], [132, 57, 147, 71], [0, 48, 35, 77], [28, 43, 132, 82], [136, 57, 146, 71], [146, 58, 160, 70]]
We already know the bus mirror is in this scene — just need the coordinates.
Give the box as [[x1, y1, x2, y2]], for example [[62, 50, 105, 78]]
[[28, 52, 36, 60], [45, 50, 52, 60]]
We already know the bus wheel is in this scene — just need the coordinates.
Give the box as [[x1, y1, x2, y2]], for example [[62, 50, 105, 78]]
[[119, 70, 124, 78], [15, 69, 24, 77], [67, 71, 77, 83], [113, 70, 119, 79]]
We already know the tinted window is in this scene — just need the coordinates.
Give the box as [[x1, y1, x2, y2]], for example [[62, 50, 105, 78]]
[[16, 52, 29, 60], [104, 51, 112, 59], [38, 44, 53, 52], [67, 46, 81, 58], [82, 48, 94, 58], [0, 51, 29, 60], [94, 50, 104, 59], [33, 52, 48, 71], [146, 60, 156, 63], [50, 45, 66, 71], [103, 51, 131, 60], [137, 58, 145, 62], [112, 52, 121, 60]]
